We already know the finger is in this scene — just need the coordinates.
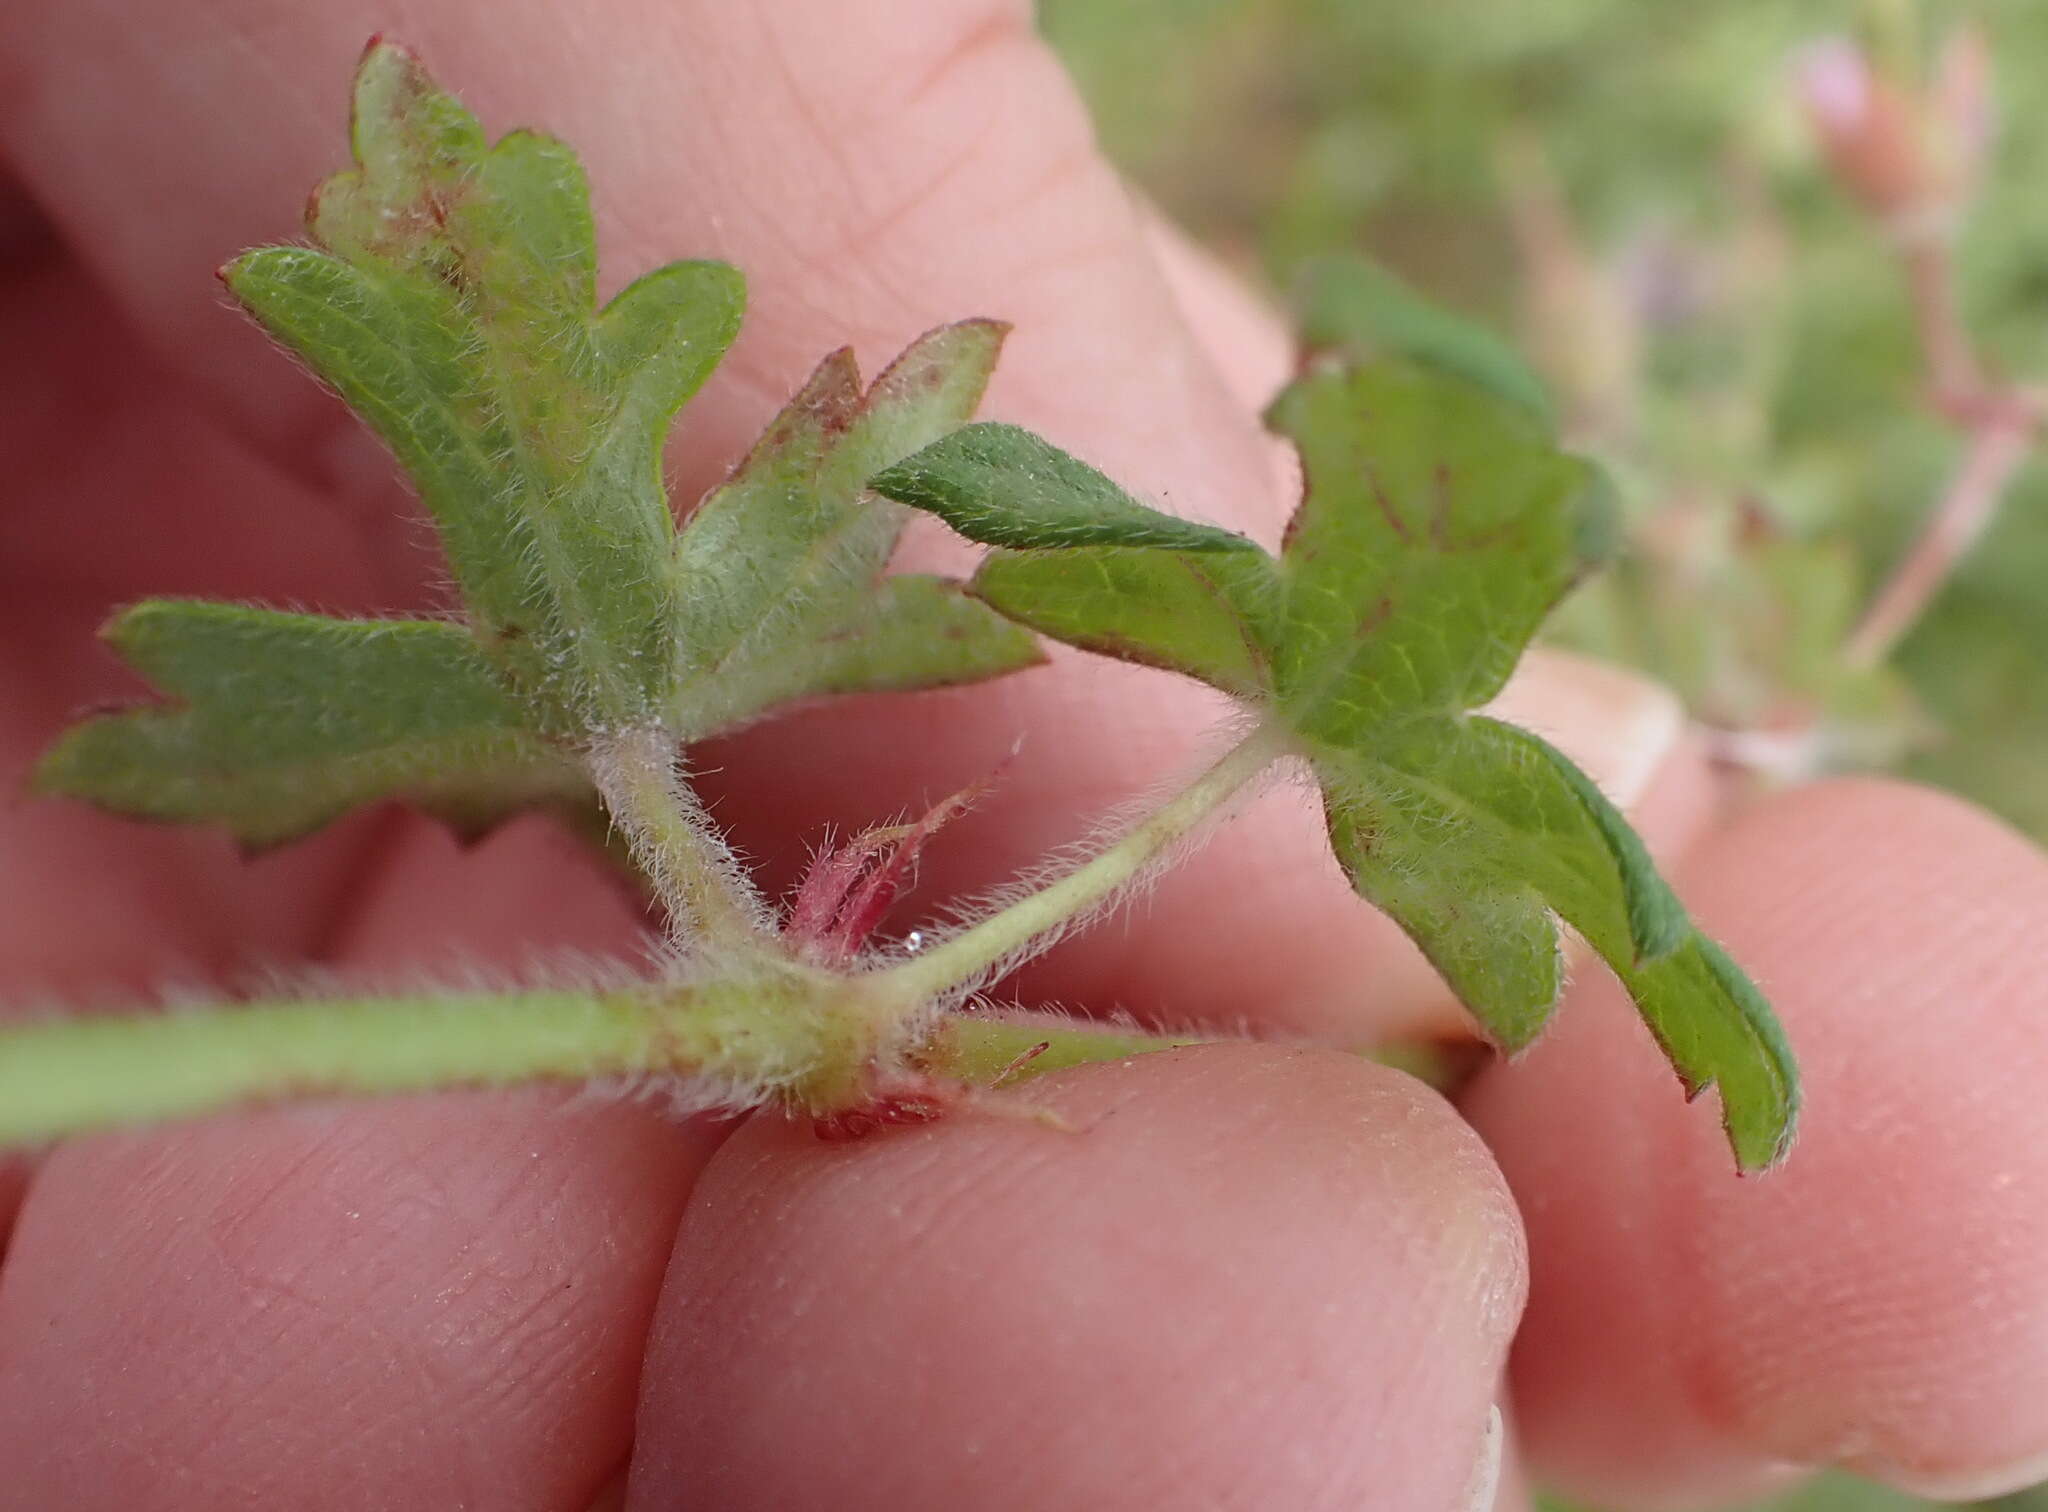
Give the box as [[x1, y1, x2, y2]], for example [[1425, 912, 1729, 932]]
[[628, 1045, 1525, 1511], [1, 0, 1275, 529], [1132, 196, 1299, 493], [0, 249, 418, 1008], [0, 250, 659, 1278], [0, 161, 55, 267], [317, 813, 652, 972], [0, 1094, 717, 1510], [1463, 779, 2048, 1507], [1, 1, 1689, 1046], [0, 1156, 27, 1253], [0, 817, 714, 1510], [1494, 1418, 1538, 1512]]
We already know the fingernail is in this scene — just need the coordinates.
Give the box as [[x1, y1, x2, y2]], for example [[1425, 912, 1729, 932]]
[[1458, 1402, 1505, 1512]]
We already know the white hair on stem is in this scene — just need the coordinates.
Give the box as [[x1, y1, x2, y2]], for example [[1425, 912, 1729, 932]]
[[866, 711, 1291, 1013]]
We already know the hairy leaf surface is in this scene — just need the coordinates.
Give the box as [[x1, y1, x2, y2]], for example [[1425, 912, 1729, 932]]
[[971, 544, 1282, 697], [871, 422, 1259, 552], [670, 323, 1043, 736], [878, 357, 1798, 1168], [50, 47, 1039, 850], [224, 40, 743, 726], [35, 603, 584, 847]]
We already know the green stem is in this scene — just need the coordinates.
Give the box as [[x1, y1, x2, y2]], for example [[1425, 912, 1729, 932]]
[[878, 725, 1286, 1005], [0, 729, 1292, 1151], [0, 974, 843, 1147], [919, 1013, 1205, 1085], [923, 1016, 1488, 1095], [586, 726, 778, 955]]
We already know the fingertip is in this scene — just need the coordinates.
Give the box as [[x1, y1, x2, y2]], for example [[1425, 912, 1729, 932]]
[[630, 1045, 1525, 1510], [1466, 777, 2048, 1505], [0, 1091, 721, 1509]]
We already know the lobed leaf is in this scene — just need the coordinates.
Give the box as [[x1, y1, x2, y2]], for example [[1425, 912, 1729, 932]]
[[43, 49, 1045, 855], [224, 40, 744, 727], [1318, 716, 1794, 1167], [881, 355, 1798, 1168], [670, 322, 1043, 737], [34, 603, 585, 848], [1270, 362, 1613, 736]]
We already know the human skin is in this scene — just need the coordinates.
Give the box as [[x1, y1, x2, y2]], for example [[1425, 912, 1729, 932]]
[[1, 2, 2047, 1508]]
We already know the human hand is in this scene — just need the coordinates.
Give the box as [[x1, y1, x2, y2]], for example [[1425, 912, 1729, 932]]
[[2, 4, 2047, 1508]]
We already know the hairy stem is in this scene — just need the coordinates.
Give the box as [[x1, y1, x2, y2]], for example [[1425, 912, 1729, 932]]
[[877, 725, 1286, 1005], [919, 1015, 1483, 1094], [586, 726, 777, 955], [0, 979, 834, 1147], [918, 1014, 1206, 1086], [0, 988, 1205, 1150], [0, 731, 1300, 1151]]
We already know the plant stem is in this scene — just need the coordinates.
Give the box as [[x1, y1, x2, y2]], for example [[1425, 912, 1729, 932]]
[[586, 726, 777, 955], [1902, 234, 1984, 410], [1842, 228, 2042, 670], [0, 980, 817, 1146], [1845, 414, 2036, 667], [917, 1013, 1205, 1086], [919, 1015, 1486, 1094], [877, 725, 1286, 1005], [0, 730, 1295, 1151]]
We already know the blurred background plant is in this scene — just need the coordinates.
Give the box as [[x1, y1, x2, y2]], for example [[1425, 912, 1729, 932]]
[[1046, 0, 2048, 839], [1042, 1, 2048, 1507]]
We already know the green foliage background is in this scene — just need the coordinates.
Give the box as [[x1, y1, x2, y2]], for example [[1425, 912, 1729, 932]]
[[1043, 1, 2048, 1508], [1045, 0, 2048, 842]]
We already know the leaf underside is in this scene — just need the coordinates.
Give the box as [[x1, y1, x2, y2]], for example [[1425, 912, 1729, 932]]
[[35, 603, 586, 848], [876, 358, 1798, 1170], [42, 44, 1038, 849], [669, 323, 1043, 738], [225, 41, 744, 728]]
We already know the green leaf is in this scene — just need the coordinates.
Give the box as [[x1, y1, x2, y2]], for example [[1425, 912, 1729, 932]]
[[40, 50, 1042, 856], [895, 356, 1797, 1169], [1270, 362, 1611, 736], [679, 574, 1042, 732], [1318, 715, 1687, 1024], [670, 322, 1043, 737], [34, 602, 585, 848], [1296, 254, 1556, 427], [1318, 715, 1794, 1168], [1287, 369, 1795, 1167], [871, 421, 1260, 552], [223, 41, 744, 727], [970, 544, 1283, 698]]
